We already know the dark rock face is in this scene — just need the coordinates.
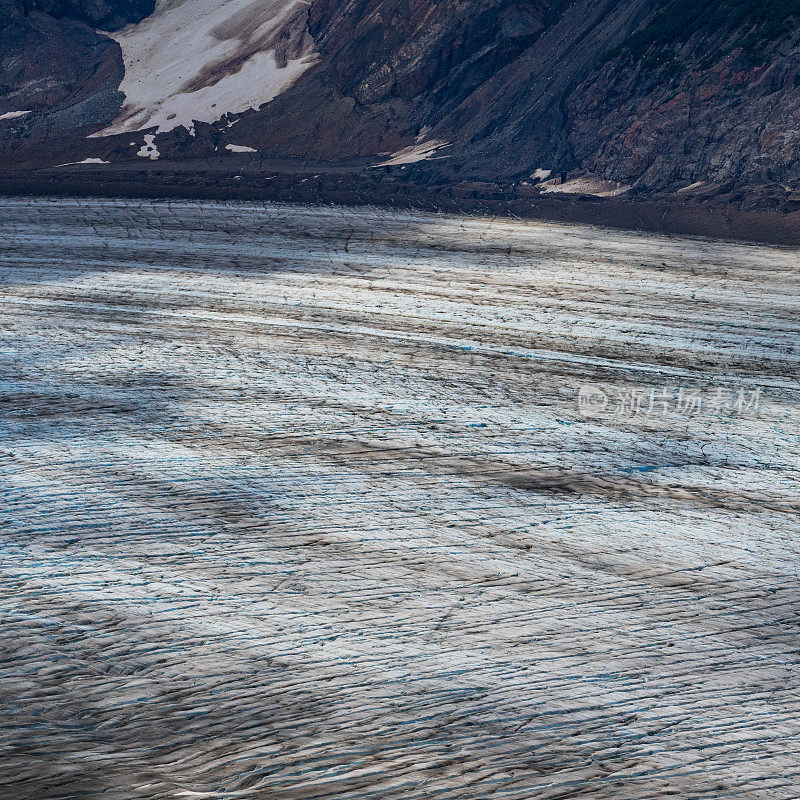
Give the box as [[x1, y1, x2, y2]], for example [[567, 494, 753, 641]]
[[231, 0, 566, 162], [567, 2, 800, 203], [309, 0, 557, 111], [20, 0, 155, 30], [238, 0, 800, 206], [0, 0, 124, 163], [0, 0, 153, 164], [4, 0, 800, 210], [240, 0, 655, 170], [0, 0, 121, 109]]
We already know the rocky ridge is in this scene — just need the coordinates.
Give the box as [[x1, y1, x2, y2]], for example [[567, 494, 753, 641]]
[[3, 0, 800, 213]]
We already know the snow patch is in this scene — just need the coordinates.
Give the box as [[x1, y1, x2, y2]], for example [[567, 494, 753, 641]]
[[225, 144, 257, 153], [95, 0, 318, 135], [414, 126, 431, 143], [0, 110, 32, 121], [676, 181, 705, 194], [532, 168, 552, 181], [539, 176, 630, 198], [373, 140, 449, 167], [57, 158, 110, 166], [137, 135, 160, 160]]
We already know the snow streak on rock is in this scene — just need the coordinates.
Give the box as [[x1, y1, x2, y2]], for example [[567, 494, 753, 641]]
[[374, 140, 450, 166], [0, 110, 32, 121], [539, 175, 631, 197], [98, 0, 318, 135], [1, 198, 800, 799], [57, 158, 111, 166]]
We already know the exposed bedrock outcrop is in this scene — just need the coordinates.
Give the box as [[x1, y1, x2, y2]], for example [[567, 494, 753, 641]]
[[20, 0, 155, 30], [0, 0, 124, 154], [4, 0, 800, 210]]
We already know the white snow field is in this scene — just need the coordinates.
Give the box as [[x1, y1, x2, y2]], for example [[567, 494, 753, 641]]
[[98, 0, 318, 135], [1, 197, 800, 799]]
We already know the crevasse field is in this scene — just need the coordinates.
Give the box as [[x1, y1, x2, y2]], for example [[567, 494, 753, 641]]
[[1, 197, 800, 800]]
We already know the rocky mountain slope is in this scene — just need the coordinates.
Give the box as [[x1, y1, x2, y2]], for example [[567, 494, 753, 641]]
[[3, 0, 800, 210]]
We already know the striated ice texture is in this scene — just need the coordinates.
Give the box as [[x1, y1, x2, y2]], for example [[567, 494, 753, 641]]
[[1, 198, 799, 799]]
